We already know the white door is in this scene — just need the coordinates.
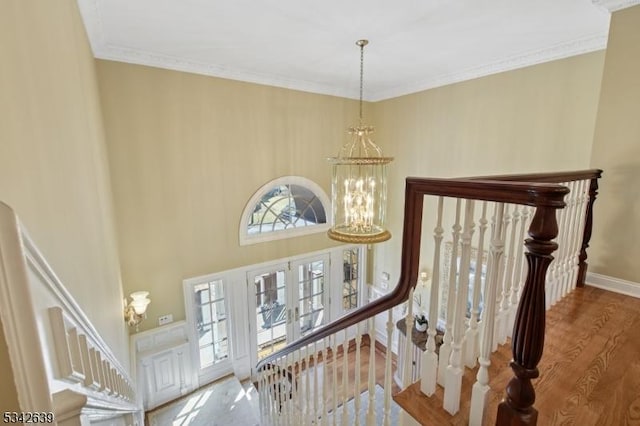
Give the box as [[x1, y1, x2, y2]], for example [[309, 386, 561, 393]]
[[249, 263, 290, 365], [290, 256, 329, 340], [187, 278, 233, 385], [248, 254, 330, 374]]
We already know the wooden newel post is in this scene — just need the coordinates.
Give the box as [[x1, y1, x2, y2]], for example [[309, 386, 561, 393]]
[[577, 173, 601, 288], [496, 205, 562, 426]]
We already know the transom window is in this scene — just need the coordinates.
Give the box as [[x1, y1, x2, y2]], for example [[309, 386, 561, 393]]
[[240, 177, 331, 245]]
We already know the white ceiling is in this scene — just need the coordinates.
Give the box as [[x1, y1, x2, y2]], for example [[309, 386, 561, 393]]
[[77, 0, 637, 101]]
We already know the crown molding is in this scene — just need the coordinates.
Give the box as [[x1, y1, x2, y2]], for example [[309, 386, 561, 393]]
[[370, 33, 608, 101], [591, 0, 640, 12], [93, 43, 360, 100], [77, 0, 609, 102], [88, 33, 608, 102]]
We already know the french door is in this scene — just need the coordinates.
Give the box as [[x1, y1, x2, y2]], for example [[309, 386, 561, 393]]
[[187, 278, 233, 385], [248, 254, 329, 372]]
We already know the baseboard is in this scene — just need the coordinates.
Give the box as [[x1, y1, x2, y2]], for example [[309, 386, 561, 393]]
[[586, 272, 640, 298]]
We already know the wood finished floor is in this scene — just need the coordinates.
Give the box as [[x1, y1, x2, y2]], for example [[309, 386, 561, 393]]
[[286, 337, 401, 411], [394, 285, 640, 425]]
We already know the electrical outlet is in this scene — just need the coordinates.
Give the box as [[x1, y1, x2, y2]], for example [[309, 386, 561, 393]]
[[158, 314, 173, 326]]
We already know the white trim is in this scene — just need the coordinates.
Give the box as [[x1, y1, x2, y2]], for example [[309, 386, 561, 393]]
[[239, 176, 331, 246], [586, 272, 640, 298], [183, 277, 234, 388], [76, 0, 612, 101], [0, 202, 140, 420], [591, 0, 640, 12], [372, 34, 608, 101], [0, 203, 52, 412]]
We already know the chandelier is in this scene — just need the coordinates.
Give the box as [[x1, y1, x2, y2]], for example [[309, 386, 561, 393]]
[[327, 40, 393, 244]]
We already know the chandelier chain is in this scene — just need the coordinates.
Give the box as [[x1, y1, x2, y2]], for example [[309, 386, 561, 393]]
[[358, 40, 366, 123]]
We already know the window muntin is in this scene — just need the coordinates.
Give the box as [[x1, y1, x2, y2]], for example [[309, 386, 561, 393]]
[[342, 247, 360, 312], [194, 280, 229, 368], [240, 177, 331, 245]]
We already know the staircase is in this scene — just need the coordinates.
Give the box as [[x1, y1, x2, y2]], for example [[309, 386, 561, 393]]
[[255, 169, 602, 426]]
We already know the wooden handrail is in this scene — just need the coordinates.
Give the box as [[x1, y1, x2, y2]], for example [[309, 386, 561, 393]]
[[471, 169, 602, 288], [256, 177, 569, 371], [467, 168, 602, 183]]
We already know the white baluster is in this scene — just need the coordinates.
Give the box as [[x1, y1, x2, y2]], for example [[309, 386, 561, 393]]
[[492, 205, 508, 352], [465, 201, 488, 367], [279, 357, 288, 426], [495, 204, 511, 347], [571, 179, 589, 291], [444, 199, 475, 415], [314, 342, 319, 424], [265, 366, 272, 423], [499, 204, 518, 344], [332, 335, 339, 426], [402, 288, 415, 388], [507, 205, 527, 337], [367, 317, 377, 425], [264, 367, 271, 424], [554, 182, 571, 305], [421, 197, 443, 396], [320, 342, 329, 426], [354, 323, 362, 426], [469, 203, 505, 426], [304, 349, 311, 426], [383, 310, 394, 426], [438, 198, 462, 386], [561, 181, 579, 298], [399, 289, 415, 426], [287, 353, 295, 424], [342, 328, 349, 426]]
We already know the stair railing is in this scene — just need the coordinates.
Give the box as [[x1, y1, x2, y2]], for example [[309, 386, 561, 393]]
[[256, 169, 601, 426]]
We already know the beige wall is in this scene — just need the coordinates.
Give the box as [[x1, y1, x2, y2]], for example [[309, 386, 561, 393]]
[[371, 52, 605, 289], [590, 5, 640, 284], [96, 61, 357, 331], [0, 1, 129, 363]]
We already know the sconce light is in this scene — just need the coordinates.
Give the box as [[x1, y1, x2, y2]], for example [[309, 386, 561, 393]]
[[124, 291, 150, 331]]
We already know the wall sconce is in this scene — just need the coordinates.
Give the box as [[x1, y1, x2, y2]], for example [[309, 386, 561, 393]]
[[124, 291, 150, 331]]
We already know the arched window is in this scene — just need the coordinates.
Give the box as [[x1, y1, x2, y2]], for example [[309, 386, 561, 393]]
[[239, 177, 331, 245]]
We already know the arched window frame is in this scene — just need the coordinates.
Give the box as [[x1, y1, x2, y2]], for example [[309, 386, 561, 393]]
[[239, 176, 332, 246]]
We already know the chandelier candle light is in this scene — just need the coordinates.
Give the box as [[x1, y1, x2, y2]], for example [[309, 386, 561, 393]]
[[327, 39, 393, 244]]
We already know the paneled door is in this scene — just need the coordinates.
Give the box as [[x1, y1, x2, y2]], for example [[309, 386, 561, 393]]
[[248, 254, 330, 374]]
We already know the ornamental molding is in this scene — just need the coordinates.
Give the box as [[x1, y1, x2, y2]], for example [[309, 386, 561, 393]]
[[78, 0, 614, 101], [591, 0, 640, 12]]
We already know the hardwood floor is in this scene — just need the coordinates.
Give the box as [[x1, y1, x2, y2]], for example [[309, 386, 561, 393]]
[[283, 336, 401, 411], [394, 285, 640, 425]]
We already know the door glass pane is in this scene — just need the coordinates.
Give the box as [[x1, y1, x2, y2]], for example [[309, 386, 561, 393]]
[[343, 248, 360, 312], [199, 345, 214, 369], [199, 304, 211, 325], [255, 269, 287, 359], [297, 260, 325, 337], [194, 279, 229, 370]]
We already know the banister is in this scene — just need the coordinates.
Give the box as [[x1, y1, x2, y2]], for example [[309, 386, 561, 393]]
[[466, 168, 602, 183], [256, 177, 569, 371]]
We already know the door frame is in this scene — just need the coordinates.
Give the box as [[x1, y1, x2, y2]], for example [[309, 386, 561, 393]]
[[183, 274, 234, 387]]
